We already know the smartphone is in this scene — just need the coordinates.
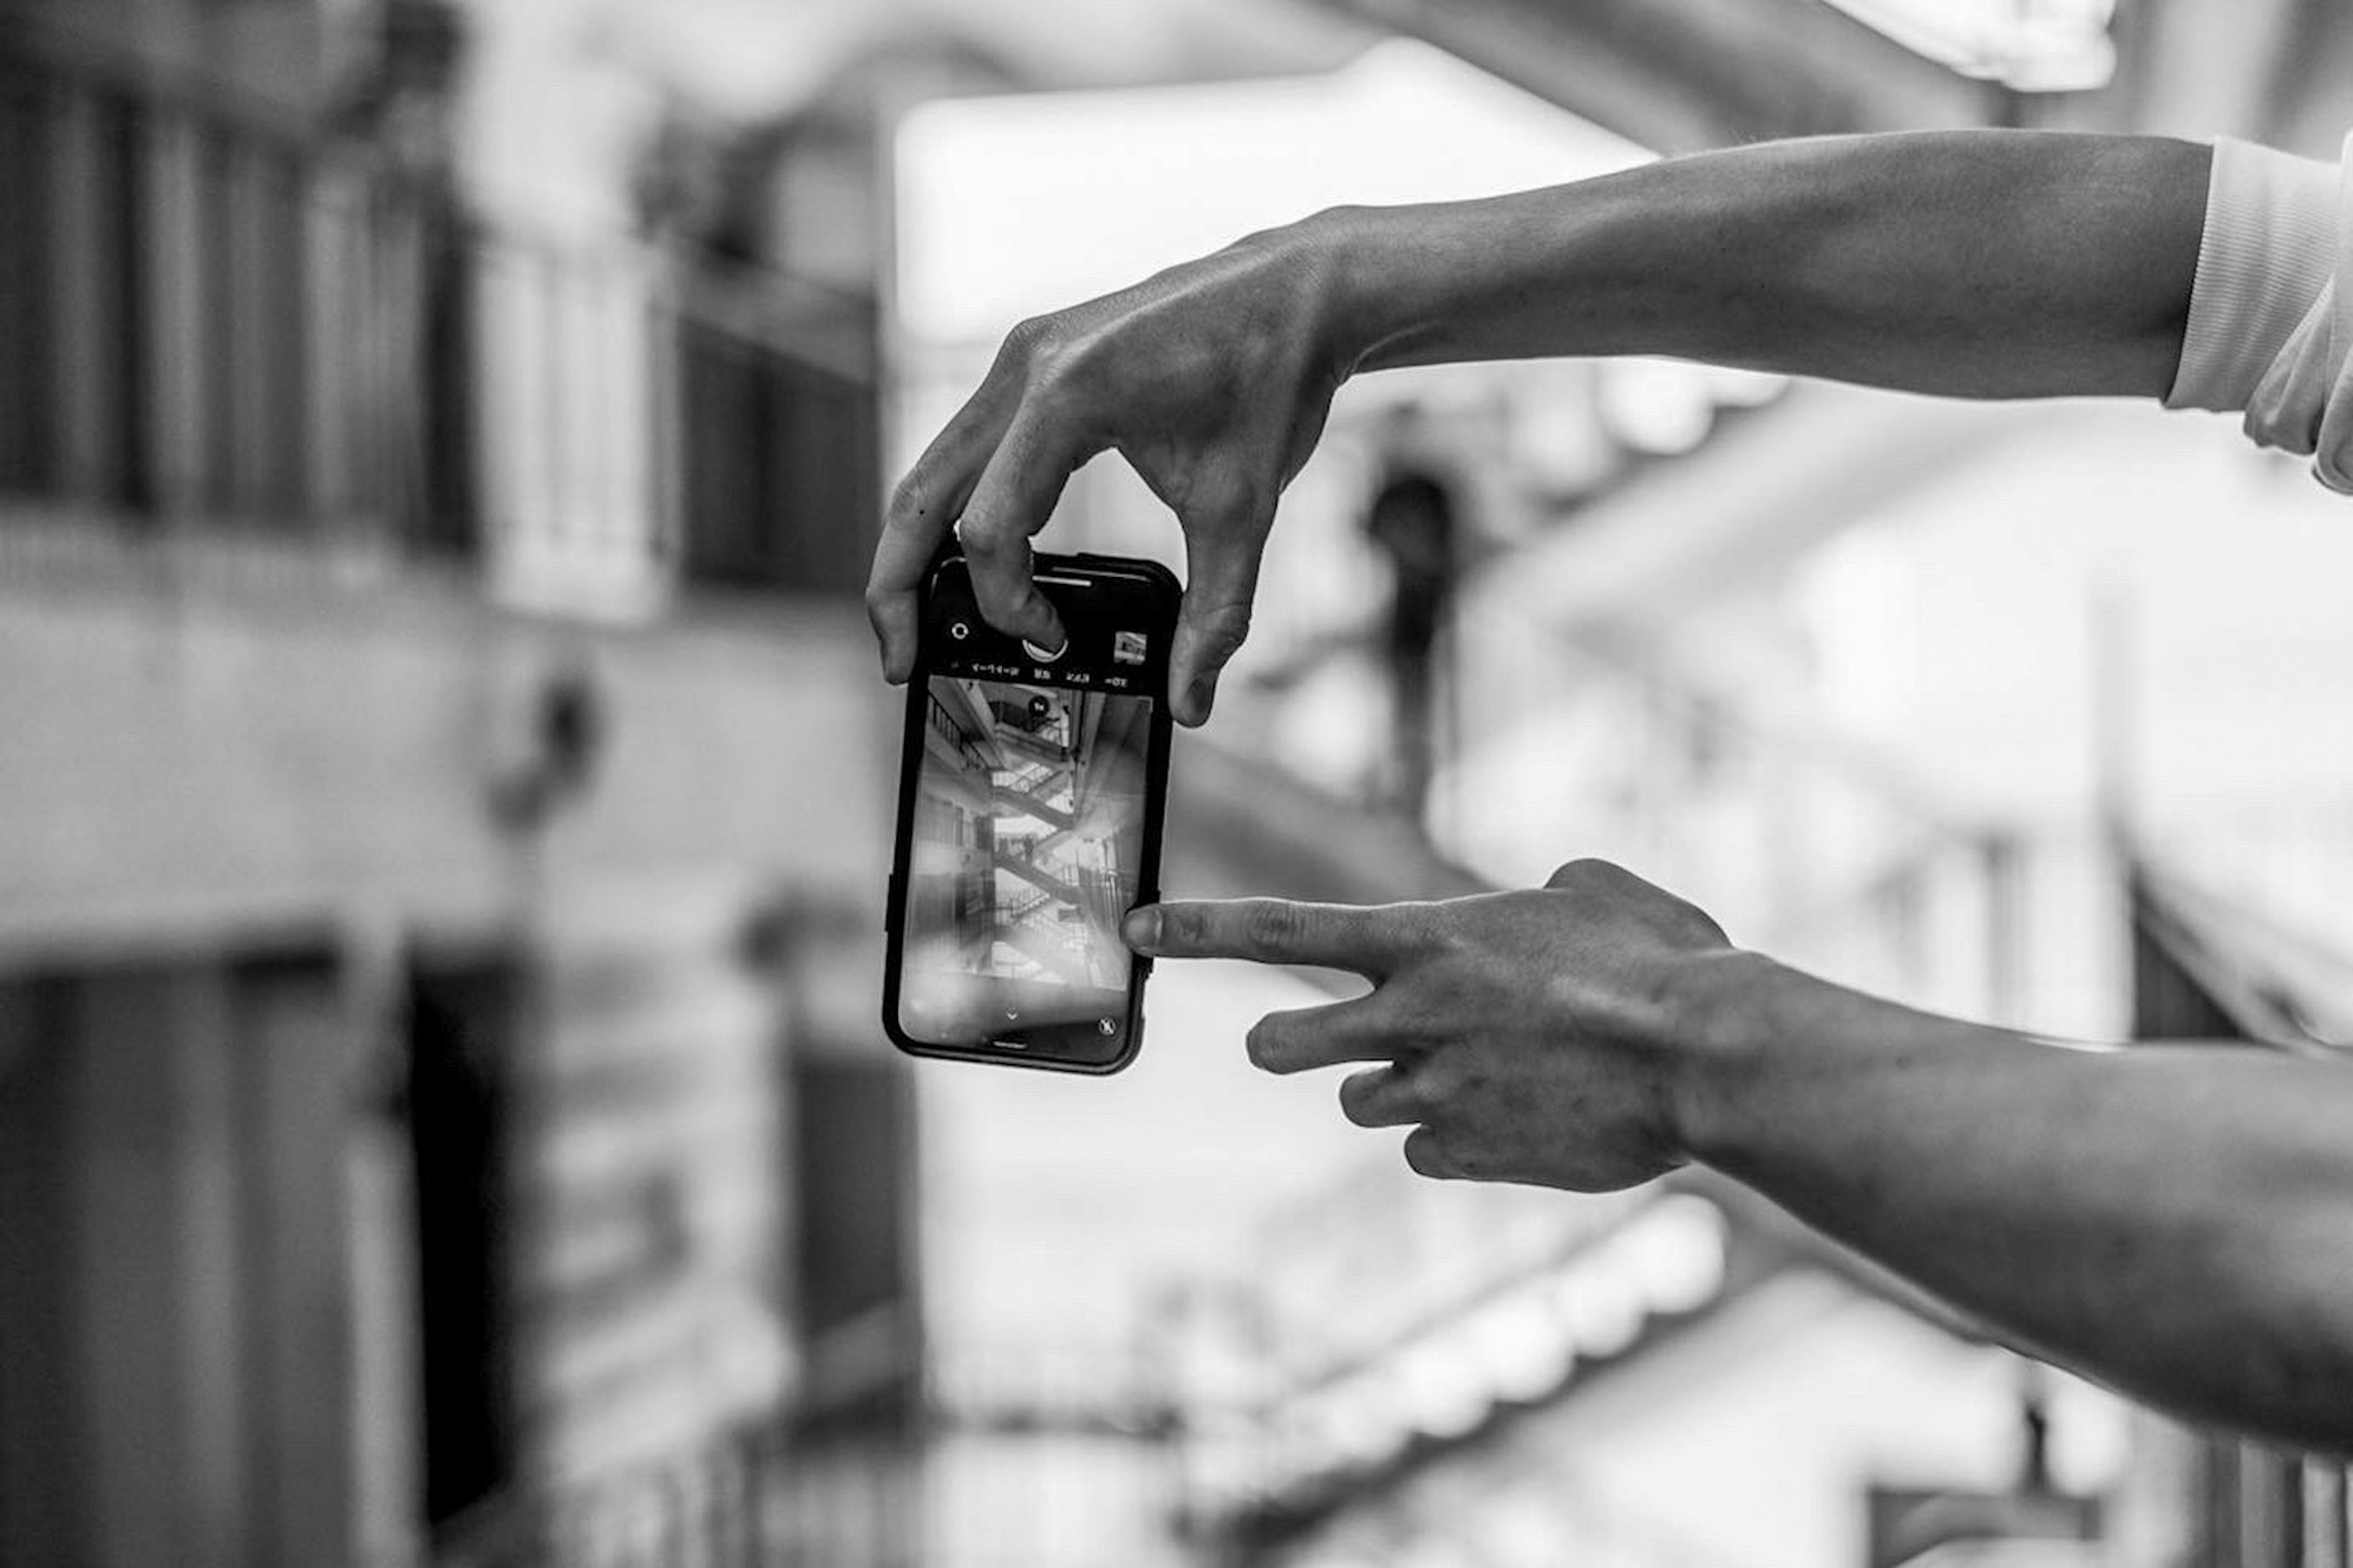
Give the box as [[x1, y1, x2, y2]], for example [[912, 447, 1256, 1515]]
[[882, 551, 1178, 1073]]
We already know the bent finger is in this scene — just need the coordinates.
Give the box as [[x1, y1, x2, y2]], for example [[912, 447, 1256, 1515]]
[[1245, 998, 1400, 1076], [958, 408, 1085, 651], [1168, 486, 1273, 727], [1401, 1126, 1463, 1180], [1124, 898, 1428, 974], [868, 396, 1009, 682], [1337, 1064, 1431, 1127]]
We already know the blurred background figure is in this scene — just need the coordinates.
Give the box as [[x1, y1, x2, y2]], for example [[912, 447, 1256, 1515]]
[[7, 1, 2353, 1567], [1360, 410, 1460, 822]]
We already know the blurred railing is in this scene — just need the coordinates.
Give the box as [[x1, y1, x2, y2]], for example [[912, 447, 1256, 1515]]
[[0, 39, 472, 548], [2129, 860, 2353, 1568], [672, 274, 879, 596], [0, 31, 879, 610], [403, 1343, 1189, 1568], [1218, 508, 2069, 1025], [1516, 626, 2050, 1025], [922, 1342, 1186, 1568], [420, 1418, 790, 1568]]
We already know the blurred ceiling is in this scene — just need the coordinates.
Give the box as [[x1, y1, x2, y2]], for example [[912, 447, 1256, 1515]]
[[1319, 0, 2004, 153], [574, 0, 2353, 160], [594, 0, 1376, 119], [1316, 0, 2353, 154]]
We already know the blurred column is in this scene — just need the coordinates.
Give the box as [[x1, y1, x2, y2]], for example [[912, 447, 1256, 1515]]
[[0, 954, 360, 1568]]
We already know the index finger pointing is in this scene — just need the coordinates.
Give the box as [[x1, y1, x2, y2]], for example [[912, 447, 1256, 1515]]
[[1123, 898, 1425, 974]]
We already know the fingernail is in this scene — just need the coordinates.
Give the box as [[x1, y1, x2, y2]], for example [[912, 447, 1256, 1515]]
[[1181, 674, 1216, 722], [1122, 907, 1161, 952]]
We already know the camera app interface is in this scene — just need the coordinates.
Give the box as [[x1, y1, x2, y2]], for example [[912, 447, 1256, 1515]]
[[897, 673, 1152, 1048]]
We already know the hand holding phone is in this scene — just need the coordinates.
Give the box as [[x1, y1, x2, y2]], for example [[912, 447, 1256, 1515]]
[[882, 552, 1178, 1072]]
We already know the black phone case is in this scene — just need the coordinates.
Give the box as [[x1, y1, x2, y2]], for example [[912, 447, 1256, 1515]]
[[881, 550, 1178, 1074]]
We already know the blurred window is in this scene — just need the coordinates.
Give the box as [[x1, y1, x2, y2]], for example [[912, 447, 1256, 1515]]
[[677, 317, 877, 595], [0, 59, 57, 498]]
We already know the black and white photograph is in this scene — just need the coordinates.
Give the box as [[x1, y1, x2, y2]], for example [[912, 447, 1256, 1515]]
[[6, 1, 2353, 1566]]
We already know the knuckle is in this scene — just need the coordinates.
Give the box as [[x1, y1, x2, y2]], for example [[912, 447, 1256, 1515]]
[[1002, 314, 1056, 360], [958, 516, 1016, 559], [1658, 885, 1728, 944], [1164, 903, 1211, 951], [1549, 856, 1621, 892], [1195, 601, 1254, 659], [1243, 901, 1305, 953], [1006, 315, 1089, 389], [1411, 1055, 1462, 1100], [887, 469, 928, 523], [1398, 902, 1456, 956]]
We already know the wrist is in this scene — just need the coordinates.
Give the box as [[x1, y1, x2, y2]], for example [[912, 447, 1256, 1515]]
[[1657, 947, 1791, 1168], [1279, 203, 1419, 379]]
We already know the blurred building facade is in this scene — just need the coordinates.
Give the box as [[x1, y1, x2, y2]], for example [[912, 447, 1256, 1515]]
[[0, 1, 913, 1564]]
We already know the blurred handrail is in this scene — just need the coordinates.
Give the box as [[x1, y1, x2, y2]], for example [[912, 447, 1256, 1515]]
[[1542, 616, 1998, 847], [456, 209, 879, 379], [422, 1415, 786, 1568], [2128, 850, 2353, 1056], [2124, 849, 2353, 1568]]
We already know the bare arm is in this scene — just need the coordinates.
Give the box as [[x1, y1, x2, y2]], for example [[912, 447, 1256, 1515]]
[[1683, 951, 2353, 1454], [870, 130, 2211, 717], [1129, 862, 2353, 1456], [1335, 130, 2207, 398]]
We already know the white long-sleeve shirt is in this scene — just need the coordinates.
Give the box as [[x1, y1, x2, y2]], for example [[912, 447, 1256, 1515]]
[[2167, 134, 2353, 490]]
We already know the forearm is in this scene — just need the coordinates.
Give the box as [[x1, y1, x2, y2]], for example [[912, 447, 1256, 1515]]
[[1675, 953, 2353, 1453], [1303, 130, 2208, 401]]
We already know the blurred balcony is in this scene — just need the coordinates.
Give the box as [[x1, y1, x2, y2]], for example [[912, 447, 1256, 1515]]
[[0, 29, 879, 613]]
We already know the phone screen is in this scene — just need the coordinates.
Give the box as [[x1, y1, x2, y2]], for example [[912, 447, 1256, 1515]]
[[889, 562, 1169, 1064]]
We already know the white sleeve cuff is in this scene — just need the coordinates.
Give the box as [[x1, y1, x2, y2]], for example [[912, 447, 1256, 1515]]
[[2164, 137, 2338, 416]]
